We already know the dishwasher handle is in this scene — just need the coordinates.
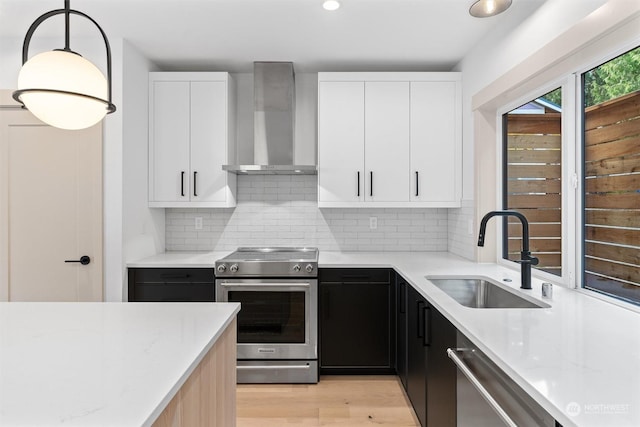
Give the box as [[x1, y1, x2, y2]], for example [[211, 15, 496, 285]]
[[447, 348, 517, 427]]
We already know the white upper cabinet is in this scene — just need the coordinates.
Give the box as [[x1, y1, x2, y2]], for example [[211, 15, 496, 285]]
[[317, 72, 461, 208], [149, 72, 236, 208], [410, 81, 460, 205], [317, 81, 365, 203], [365, 81, 410, 203]]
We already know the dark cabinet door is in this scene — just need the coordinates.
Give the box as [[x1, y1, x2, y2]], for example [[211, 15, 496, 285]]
[[406, 285, 427, 427], [128, 268, 215, 302], [396, 274, 408, 389], [319, 268, 395, 374], [426, 305, 457, 427]]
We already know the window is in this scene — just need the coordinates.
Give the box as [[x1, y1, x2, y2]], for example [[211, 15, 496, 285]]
[[503, 88, 562, 276], [581, 46, 640, 305], [499, 45, 640, 306]]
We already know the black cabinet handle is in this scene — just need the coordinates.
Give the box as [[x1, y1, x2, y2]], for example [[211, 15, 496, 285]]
[[180, 171, 185, 197], [193, 171, 198, 197], [399, 281, 406, 314], [370, 171, 373, 197], [423, 306, 431, 347], [357, 171, 360, 197], [417, 300, 425, 338], [65, 256, 91, 265], [415, 171, 419, 197]]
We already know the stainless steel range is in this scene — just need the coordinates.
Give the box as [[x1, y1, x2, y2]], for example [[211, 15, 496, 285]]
[[215, 247, 318, 384]]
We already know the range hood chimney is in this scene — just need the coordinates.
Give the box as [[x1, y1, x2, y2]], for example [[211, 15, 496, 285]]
[[223, 62, 317, 175]]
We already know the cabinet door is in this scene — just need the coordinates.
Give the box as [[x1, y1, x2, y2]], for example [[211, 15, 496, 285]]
[[396, 274, 408, 390], [318, 81, 365, 204], [406, 285, 427, 427], [190, 81, 228, 203], [410, 81, 459, 203], [150, 81, 190, 202], [426, 306, 457, 427], [365, 81, 410, 202]]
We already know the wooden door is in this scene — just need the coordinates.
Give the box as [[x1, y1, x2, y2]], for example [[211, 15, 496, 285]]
[[410, 81, 458, 203], [318, 81, 365, 204], [149, 80, 190, 203], [364, 81, 410, 202], [0, 107, 103, 301]]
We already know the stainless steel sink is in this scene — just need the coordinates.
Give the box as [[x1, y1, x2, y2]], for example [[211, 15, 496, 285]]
[[426, 276, 549, 309]]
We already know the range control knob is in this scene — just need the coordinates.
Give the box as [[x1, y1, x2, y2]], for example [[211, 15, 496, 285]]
[[216, 264, 227, 273], [230, 264, 239, 273], [305, 264, 314, 273], [292, 264, 301, 272]]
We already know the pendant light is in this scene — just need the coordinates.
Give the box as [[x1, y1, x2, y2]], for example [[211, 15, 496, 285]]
[[12, 0, 116, 130], [469, 0, 512, 18]]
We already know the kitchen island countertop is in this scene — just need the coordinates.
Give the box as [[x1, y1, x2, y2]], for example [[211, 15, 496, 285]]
[[0, 301, 240, 426], [129, 250, 640, 427]]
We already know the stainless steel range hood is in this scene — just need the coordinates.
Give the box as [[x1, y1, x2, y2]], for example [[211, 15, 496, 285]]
[[223, 62, 317, 175]]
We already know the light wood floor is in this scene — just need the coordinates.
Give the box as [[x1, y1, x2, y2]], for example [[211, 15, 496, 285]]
[[237, 375, 420, 426]]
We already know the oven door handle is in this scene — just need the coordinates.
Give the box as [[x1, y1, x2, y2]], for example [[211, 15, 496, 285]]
[[218, 282, 310, 288], [237, 365, 312, 370]]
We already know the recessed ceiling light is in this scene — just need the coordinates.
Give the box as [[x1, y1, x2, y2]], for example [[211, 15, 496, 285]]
[[323, 0, 340, 11], [469, 0, 512, 18]]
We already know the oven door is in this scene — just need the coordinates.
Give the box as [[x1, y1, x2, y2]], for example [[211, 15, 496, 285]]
[[215, 278, 317, 360]]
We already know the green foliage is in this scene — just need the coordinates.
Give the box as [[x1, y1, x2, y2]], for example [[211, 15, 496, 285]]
[[540, 88, 562, 107], [584, 46, 640, 107]]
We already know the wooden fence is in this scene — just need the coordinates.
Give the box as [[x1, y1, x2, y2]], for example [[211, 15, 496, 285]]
[[505, 90, 640, 290], [506, 112, 562, 276]]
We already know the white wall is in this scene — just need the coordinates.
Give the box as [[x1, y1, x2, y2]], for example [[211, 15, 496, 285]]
[[121, 40, 164, 300]]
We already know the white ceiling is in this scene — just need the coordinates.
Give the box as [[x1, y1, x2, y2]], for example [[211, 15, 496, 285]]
[[0, 0, 546, 72]]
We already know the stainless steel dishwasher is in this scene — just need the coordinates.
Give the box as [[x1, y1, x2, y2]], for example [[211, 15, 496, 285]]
[[448, 333, 558, 427]]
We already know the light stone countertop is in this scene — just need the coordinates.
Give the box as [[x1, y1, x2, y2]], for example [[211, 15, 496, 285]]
[[0, 301, 240, 426], [128, 250, 640, 427]]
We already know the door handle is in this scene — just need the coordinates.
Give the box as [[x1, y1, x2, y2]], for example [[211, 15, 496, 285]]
[[417, 300, 425, 338], [65, 256, 91, 265], [423, 306, 431, 347], [193, 171, 198, 197], [415, 171, 419, 197], [180, 171, 185, 197], [370, 171, 373, 197], [357, 171, 360, 197]]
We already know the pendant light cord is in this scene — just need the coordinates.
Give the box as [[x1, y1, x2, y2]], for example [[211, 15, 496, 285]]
[[64, 0, 70, 51]]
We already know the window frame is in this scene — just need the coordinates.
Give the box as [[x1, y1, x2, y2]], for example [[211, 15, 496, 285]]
[[496, 76, 576, 288], [495, 40, 640, 311]]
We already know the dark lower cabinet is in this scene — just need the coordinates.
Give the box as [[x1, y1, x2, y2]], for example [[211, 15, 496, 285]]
[[128, 268, 215, 302], [396, 274, 408, 389], [407, 285, 428, 426], [405, 280, 456, 427], [319, 268, 395, 374]]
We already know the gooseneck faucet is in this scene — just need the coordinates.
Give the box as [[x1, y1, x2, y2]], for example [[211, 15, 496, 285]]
[[478, 210, 539, 290]]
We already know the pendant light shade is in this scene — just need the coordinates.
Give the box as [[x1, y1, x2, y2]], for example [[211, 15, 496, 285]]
[[12, 0, 116, 130]]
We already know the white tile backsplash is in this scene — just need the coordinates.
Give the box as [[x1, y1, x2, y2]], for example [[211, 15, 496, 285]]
[[447, 199, 476, 260], [165, 175, 450, 252]]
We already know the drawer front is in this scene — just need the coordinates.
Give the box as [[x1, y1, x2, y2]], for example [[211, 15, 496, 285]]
[[131, 268, 214, 283], [319, 268, 390, 284], [132, 282, 215, 302], [128, 268, 215, 302]]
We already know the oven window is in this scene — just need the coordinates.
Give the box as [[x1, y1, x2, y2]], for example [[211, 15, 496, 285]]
[[229, 291, 306, 343]]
